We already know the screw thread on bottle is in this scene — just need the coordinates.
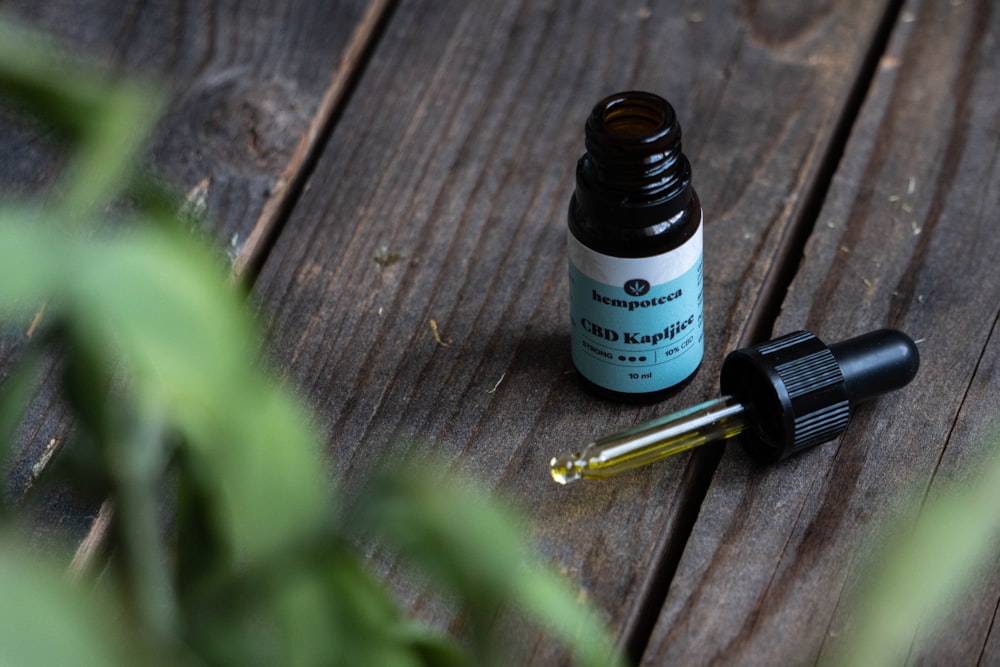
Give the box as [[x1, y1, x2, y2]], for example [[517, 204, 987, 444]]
[[577, 91, 692, 222]]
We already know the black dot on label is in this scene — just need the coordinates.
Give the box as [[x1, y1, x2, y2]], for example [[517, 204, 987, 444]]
[[618, 356, 626, 361], [639, 356, 648, 362], [628, 357, 637, 362]]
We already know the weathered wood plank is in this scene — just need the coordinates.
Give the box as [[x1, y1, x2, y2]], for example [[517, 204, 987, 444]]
[[914, 330, 1000, 665], [0, 0, 390, 542], [643, 0, 1000, 663], [252, 0, 897, 659], [0, 0, 389, 260]]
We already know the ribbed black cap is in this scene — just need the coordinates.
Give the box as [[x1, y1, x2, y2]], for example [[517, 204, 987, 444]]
[[719, 329, 919, 463]]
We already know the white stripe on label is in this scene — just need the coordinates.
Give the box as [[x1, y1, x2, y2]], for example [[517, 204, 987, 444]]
[[568, 212, 703, 286]]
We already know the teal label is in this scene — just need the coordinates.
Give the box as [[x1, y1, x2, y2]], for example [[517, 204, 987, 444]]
[[569, 223, 703, 394]]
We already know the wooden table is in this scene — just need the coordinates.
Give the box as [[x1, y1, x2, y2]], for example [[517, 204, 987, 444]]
[[3, 1, 999, 664]]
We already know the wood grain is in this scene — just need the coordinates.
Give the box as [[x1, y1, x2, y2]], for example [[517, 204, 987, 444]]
[[0, 0, 387, 258], [8, 0, 994, 663], [251, 0, 897, 660], [643, 0, 1000, 663], [0, 0, 388, 543]]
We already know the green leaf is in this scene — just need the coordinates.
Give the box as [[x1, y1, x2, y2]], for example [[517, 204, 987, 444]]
[[179, 536, 464, 667], [360, 469, 623, 667], [0, 214, 333, 593], [68, 225, 332, 566], [0, 22, 163, 222], [0, 538, 134, 667], [0, 209, 68, 317], [837, 437, 1000, 665]]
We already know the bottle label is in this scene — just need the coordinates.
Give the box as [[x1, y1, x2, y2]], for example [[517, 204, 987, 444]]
[[569, 218, 704, 394]]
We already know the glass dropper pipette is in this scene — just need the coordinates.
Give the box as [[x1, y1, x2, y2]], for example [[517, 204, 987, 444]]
[[551, 329, 920, 484], [551, 396, 746, 483]]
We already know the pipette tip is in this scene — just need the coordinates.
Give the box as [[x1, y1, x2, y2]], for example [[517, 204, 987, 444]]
[[550, 454, 584, 485]]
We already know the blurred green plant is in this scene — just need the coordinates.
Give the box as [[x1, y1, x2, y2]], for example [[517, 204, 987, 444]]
[[0, 21, 620, 667], [836, 443, 1000, 665]]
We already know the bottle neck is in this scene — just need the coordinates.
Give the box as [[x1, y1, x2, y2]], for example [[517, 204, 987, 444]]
[[576, 91, 692, 226]]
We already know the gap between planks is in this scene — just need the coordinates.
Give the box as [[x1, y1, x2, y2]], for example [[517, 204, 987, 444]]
[[67, 0, 399, 579], [230, 0, 399, 281]]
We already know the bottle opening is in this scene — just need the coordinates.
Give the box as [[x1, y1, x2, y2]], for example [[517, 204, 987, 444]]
[[601, 95, 668, 139], [604, 106, 662, 138]]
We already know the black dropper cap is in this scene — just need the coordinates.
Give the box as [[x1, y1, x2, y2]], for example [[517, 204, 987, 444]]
[[719, 329, 920, 463]]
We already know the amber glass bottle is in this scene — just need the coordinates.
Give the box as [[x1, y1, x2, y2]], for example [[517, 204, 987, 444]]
[[568, 91, 703, 401]]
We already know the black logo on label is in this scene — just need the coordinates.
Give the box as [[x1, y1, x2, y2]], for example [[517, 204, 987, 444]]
[[624, 279, 650, 296]]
